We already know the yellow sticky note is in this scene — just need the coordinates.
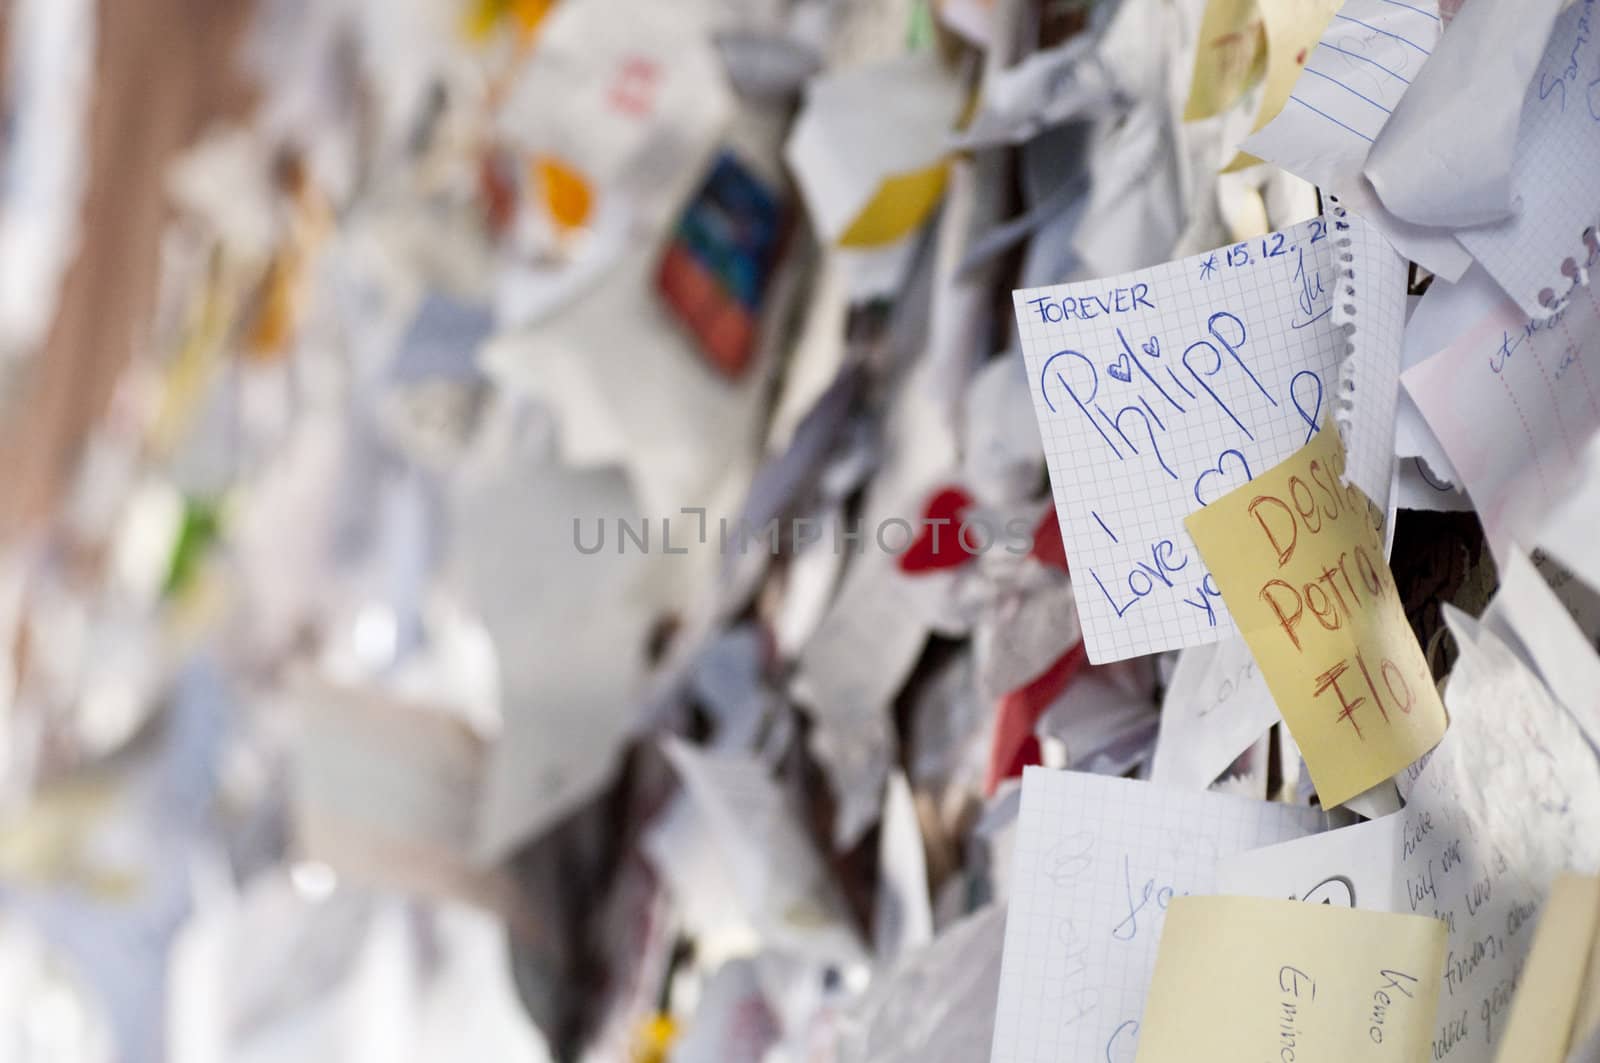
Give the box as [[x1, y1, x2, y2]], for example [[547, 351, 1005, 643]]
[[1254, 0, 1342, 130], [1183, 0, 1267, 121], [1219, 0, 1341, 168], [1136, 896, 1446, 1063], [1576, 915, 1600, 1055], [1184, 425, 1447, 807], [1494, 874, 1600, 1063], [837, 161, 949, 248]]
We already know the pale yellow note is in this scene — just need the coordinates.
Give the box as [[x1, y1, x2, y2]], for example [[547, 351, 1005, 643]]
[[1494, 874, 1600, 1063], [1184, 425, 1448, 807], [1219, 0, 1341, 169], [838, 162, 949, 248], [1256, 0, 1342, 127], [1183, 0, 1268, 121], [1135, 896, 1446, 1063], [1576, 916, 1600, 1053]]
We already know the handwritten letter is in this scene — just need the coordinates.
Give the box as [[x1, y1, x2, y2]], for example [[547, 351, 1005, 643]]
[[1015, 216, 1373, 662], [1185, 424, 1447, 806], [1398, 616, 1600, 1063]]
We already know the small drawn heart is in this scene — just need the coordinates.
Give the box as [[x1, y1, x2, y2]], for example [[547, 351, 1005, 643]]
[[899, 486, 976, 574], [1192, 448, 1253, 507], [1142, 336, 1161, 359], [1107, 352, 1133, 383]]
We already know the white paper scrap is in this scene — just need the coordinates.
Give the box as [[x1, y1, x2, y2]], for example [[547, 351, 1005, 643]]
[[1242, 0, 1442, 194], [1454, 1, 1600, 318], [1148, 637, 1281, 792]]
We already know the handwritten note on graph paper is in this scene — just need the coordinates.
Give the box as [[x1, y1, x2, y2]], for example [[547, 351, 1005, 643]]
[[1455, 0, 1600, 318], [1133, 897, 1446, 1063], [1242, 0, 1441, 192], [1402, 277, 1600, 565], [986, 767, 1329, 1063], [1184, 424, 1446, 807], [1222, 0, 1343, 170], [1016, 215, 1377, 662]]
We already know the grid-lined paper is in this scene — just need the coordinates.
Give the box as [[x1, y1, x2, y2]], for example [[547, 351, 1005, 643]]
[[1457, 1, 1600, 318], [1331, 198, 1409, 509], [1015, 215, 1392, 662], [987, 768, 1329, 1063], [1243, 0, 1440, 192]]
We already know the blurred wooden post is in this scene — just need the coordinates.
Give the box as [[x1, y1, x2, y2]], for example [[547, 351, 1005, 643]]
[[0, 0, 256, 541]]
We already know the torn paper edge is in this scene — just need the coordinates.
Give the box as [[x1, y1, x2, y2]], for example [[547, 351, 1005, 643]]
[[1328, 194, 1359, 486], [1533, 220, 1600, 320]]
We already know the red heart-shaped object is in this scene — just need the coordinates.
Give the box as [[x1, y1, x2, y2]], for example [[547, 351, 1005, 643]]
[[1029, 509, 1069, 573], [898, 486, 976, 574], [1000, 734, 1044, 781], [984, 641, 1086, 794]]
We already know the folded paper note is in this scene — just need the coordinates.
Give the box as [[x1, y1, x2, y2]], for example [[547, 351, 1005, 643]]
[[1185, 423, 1447, 806], [1148, 636, 1280, 792], [1134, 895, 1446, 1063]]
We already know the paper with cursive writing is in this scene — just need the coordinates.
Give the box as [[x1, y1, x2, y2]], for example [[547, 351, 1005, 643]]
[[1133, 896, 1446, 1063], [1015, 215, 1381, 662], [1185, 424, 1447, 807], [987, 767, 1329, 1063], [1398, 610, 1600, 1063], [1402, 273, 1600, 567]]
